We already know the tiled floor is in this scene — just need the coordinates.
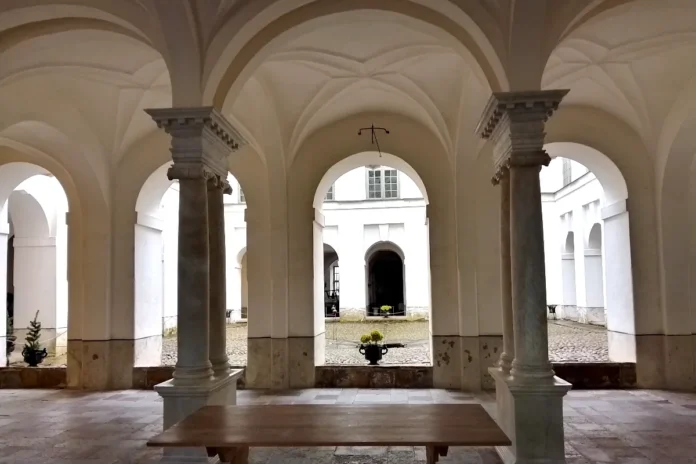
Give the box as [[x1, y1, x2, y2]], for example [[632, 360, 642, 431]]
[[0, 389, 695, 463]]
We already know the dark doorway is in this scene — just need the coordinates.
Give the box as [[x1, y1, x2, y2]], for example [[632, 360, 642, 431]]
[[367, 250, 404, 316]]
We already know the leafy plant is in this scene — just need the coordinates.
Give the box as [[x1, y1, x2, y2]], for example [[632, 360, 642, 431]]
[[23, 311, 42, 352], [360, 330, 385, 345], [6, 314, 15, 359], [380, 305, 392, 313]]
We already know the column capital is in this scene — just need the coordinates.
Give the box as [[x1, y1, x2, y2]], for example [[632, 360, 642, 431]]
[[207, 175, 233, 195], [475, 90, 569, 184], [146, 106, 247, 179]]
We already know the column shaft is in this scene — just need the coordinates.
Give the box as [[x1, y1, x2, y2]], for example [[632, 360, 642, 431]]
[[208, 178, 230, 376], [509, 164, 554, 381], [173, 172, 213, 383], [498, 174, 514, 372]]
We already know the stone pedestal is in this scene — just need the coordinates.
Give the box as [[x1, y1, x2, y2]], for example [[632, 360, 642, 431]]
[[156, 369, 243, 463], [490, 367, 571, 464]]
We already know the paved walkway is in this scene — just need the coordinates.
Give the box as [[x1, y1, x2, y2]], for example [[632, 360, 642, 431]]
[[1, 388, 696, 462]]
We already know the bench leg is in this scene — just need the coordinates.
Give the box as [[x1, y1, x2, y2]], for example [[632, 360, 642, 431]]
[[206, 446, 249, 464], [425, 446, 449, 464]]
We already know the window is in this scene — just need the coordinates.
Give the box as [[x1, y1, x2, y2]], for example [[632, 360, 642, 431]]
[[332, 265, 340, 292], [562, 158, 572, 187], [239, 188, 245, 203], [367, 167, 399, 199], [324, 184, 334, 201]]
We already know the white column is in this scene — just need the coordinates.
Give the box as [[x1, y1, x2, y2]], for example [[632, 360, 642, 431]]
[[133, 214, 165, 367], [478, 91, 572, 464], [208, 177, 231, 376], [13, 237, 58, 352]]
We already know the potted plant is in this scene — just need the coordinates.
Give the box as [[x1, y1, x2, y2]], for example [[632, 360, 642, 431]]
[[358, 330, 388, 365], [22, 311, 48, 367], [380, 305, 392, 318]]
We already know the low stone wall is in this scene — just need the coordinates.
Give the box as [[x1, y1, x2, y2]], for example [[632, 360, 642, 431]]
[[315, 365, 432, 388], [0, 362, 637, 390]]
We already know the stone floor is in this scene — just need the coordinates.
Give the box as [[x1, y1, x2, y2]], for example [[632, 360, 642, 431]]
[[1, 388, 696, 463], [25, 319, 610, 367]]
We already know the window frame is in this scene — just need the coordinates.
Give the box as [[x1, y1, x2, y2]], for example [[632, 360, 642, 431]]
[[366, 166, 399, 200]]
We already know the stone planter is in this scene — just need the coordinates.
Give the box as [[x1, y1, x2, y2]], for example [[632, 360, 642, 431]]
[[359, 344, 388, 365], [22, 347, 47, 367]]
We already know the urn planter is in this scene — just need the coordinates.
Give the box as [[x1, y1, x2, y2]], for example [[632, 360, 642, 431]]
[[22, 347, 48, 367], [359, 344, 388, 365]]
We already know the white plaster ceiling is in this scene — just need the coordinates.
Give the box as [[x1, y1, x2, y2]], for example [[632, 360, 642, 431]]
[[543, 0, 696, 154], [0, 27, 170, 167], [229, 10, 491, 164]]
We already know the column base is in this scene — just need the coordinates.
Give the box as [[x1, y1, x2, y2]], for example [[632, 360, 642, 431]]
[[490, 367, 571, 464], [246, 335, 324, 389], [432, 335, 503, 391], [155, 369, 243, 463]]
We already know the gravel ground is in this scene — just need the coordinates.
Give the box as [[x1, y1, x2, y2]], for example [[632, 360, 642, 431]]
[[13, 319, 609, 367]]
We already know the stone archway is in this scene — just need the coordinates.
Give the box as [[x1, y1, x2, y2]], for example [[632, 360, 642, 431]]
[[365, 242, 405, 317]]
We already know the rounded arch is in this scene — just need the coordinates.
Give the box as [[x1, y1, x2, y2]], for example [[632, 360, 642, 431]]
[[314, 151, 429, 210], [563, 231, 575, 253], [289, 111, 454, 337], [588, 223, 602, 251], [365, 240, 406, 264], [204, 0, 508, 109], [135, 162, 172, 218], [0, 2, 164, 51], [236, 246, 247, 267], [8, 190, 50, 238], [545, 105, 660, 337], [545, 142, 628, 206]]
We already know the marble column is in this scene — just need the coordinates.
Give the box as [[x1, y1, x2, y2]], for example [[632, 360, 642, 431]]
[[168, 164, 214, 383], [146, 107, 246, 463], [478, 91, 572, 464], [208, 176, 232, 376], [497, 174, 514, 373]]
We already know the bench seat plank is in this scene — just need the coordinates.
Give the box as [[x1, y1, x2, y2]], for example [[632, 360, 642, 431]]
[[148, 404, 510, 448]]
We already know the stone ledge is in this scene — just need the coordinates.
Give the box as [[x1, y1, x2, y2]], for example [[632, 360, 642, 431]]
[[0, 362, 636, 390], [315, 365, 432, 388], [0, 367, 66, 388]]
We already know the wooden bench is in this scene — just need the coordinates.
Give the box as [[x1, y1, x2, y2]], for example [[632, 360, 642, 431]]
[[147, 403, 511, 463]]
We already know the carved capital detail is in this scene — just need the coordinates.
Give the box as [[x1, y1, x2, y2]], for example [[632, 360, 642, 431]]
[[475, 90, 568, 184], [207, 175, 233, 195], [146, 106, 247, 179], [167, 163, 216, 181]]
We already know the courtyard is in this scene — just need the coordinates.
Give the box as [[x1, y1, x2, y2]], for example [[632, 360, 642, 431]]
[[160, 319, 609, 366]]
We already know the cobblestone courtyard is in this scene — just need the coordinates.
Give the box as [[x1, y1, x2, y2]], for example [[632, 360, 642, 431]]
[[159, 319, 609, 366]]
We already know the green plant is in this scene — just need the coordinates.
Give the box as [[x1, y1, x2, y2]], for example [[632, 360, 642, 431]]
[[380, 305, 392, 313], [360, 330, 385, 345], [23, 311, 42, 352], [6, 314, 15, 359]]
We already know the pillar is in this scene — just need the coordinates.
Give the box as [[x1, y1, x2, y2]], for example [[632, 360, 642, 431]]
[[498, 175, 513, 373], [478, 91, 572, 464], [208, 176, 231, 376], [146, 107, 246, 463]]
